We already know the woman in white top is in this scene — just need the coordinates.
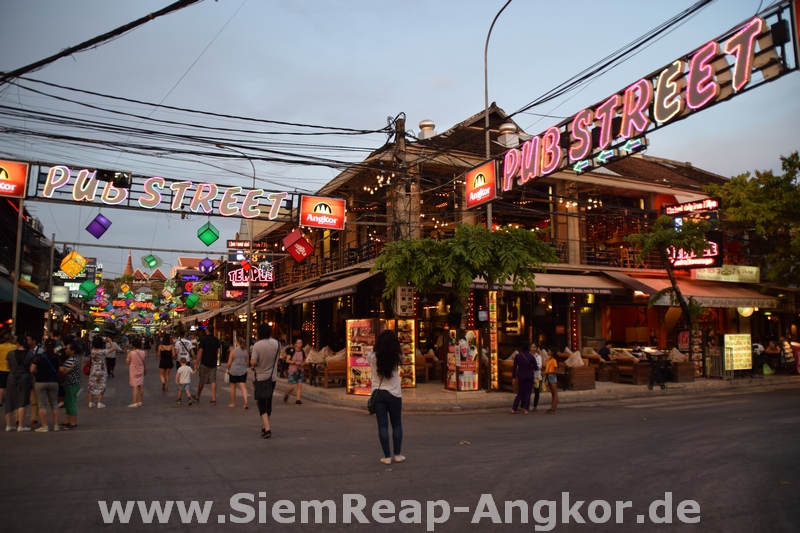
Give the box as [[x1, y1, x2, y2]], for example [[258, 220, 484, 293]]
[[367, 329, 405, 465]]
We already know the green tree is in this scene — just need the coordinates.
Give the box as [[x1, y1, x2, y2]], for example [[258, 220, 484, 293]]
[[628, 215, 709, 330], [705, 151, 800, 286], [373, 224, 558, 326]]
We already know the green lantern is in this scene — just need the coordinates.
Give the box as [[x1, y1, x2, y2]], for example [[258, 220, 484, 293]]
[[185, 294, 200, 309], [197, 222, 220, 246], [125, 290, 134, 299], [78, 280, 98, 299]]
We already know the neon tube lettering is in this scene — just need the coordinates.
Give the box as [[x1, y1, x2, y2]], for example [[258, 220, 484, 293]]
[[502, 148, 521, 192], [43, 166, 70, 197], [723, 17, 765, 92], [540, 127, 562, 176], [653, 60, 686, 124], [519, 136, 541, 184], [594, 94, 620, 150], [619, 79, 653, 139], [267, 192, 288, 220], [138, 177, 165, 209], [686, 41, 721, 110], [72, 169, 98, 202], [100, 181, 128, 205], [218, 186, 241, 217], [241, 189, 264, 218], [190, 182, 218, 214], [568, 109, 593, 162], [170, 181, 193, 211]]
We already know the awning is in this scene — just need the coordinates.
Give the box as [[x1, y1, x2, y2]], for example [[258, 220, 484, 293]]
[[257, 285, 319, 311], [473, 273, 627, 295], [563, 173, 707, 201], [179, 307, 225, 325], [294, 271, 376, 304], [614, 277, 778, 308], [0, 276, 50, 310], [219, 290, 274, 317], [604, 271, 660, 294]]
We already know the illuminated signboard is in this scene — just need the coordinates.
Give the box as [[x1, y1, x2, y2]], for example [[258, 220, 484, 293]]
[[723, 333, 752, 370], [299, 195, 346, 231], [0, 160, 29, 198], [32, 165, 300, 222], [693, 265, 760, 283], [668, 235, 723, 269], [500, 7, 796, 191], [225, 264, 273, 292], [663, 197, 720, 215], [226, 240, 271, 249], [464, 160, 498, 209], [283, 228, 314, 262]]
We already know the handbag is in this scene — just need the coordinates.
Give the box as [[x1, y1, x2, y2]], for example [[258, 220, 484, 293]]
[[83, 358, 91, 376], [367, 377, 383, 415], [223, 369, 230, 384]]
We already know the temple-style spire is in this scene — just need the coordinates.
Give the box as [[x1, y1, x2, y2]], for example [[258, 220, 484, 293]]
[[123, 251, 134, 276]]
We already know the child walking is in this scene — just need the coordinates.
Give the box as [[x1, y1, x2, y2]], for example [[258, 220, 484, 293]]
[[175, 357, 196, 405]]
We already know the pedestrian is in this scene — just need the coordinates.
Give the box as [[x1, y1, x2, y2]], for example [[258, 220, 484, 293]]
[[367, 329, 405, 465], [250, 323, 280, 439], [58, 342, 82, 429], [30, 339, 61, 431], [87, 336, 108, 408], [173, 333, 194, 371], [282, 338, 305, 405], [543, 346, 558, 414], [175, 357, 196, 405], [226, 336, 249, 409], [194, 326, 221, 404], [26, 334, 44, 428], [126, 337, 147, 408], [4, 336, 33, 431], [532, 346, 543, 412], [105, 336, 120, 378], [157, 334, 173, 392], [511, 341, 538, 415], [0, 332, 16, 409]]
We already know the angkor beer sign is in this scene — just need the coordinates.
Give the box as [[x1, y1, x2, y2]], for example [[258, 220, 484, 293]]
[[499, 5, 797, 192], [299, 195, 346, 230], [464, 161, 497, 209], [0, 160, 29, 198]]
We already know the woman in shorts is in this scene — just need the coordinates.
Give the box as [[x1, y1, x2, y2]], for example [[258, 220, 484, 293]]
[[226, 336, 249, 409], [282, 338, 305, 405], [158, 334, 173, 392]]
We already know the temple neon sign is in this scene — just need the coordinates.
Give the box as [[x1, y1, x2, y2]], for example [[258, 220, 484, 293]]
[[501, 7, 795, 191]]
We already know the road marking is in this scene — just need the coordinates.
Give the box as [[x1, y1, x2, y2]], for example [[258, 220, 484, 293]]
[[655, 400, 747, 411], [622, 399, 747, 411]]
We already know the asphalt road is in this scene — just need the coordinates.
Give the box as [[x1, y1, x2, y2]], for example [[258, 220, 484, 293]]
[[1, 358, 798, 533]]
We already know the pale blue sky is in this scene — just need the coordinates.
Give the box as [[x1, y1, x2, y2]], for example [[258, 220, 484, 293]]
[[1, 0, 798, 276]]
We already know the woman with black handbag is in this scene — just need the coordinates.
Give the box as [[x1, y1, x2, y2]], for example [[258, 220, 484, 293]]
[[367, 329, 405, 465], [250, 324, 279, 439]]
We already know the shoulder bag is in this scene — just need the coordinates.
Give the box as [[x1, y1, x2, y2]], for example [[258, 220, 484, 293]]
[[253, 342, 279, 400], [367, 377, 383, 415]]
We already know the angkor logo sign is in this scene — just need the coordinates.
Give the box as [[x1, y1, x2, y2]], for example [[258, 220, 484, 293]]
[[472, 173, 487, 188], [313, 202, 333, 214]]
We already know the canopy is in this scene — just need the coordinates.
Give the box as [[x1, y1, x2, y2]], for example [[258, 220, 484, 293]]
[[0, 276, 50, 310], [611, 276, 778, 308]]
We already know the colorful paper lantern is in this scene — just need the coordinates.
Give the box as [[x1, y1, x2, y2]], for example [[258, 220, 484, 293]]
[[124, 291, 134, 299], [86, 213, 112, 239], [197, 222, 219, 246], [60, 251, 87, 278], [120, 283, 130, 293], [141, 254, 162, 269], [78, 280, 98, 299], [162, 289, 173, 300], [240, 259, 251, 271], [198, 257, 215, 274], [201, 283, 211, 293], [185, 294, 200, 308]]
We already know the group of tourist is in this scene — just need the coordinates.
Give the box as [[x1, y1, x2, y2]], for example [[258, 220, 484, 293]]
[[510, 342, 559, 415]]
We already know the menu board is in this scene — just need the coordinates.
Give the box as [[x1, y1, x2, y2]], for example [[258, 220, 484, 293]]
[[690, 330, 704, 377], [446, 329, 480, 391], [346, 319, 374, 395], [489, 291, 499, 390], [395, 319, 416, 388], [723, 334, 752, 371]]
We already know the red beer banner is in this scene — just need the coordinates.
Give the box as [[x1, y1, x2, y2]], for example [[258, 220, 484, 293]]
[[0, 160, 29, 199], [464, 160, 497, 209], [299, 195, 346, 230]]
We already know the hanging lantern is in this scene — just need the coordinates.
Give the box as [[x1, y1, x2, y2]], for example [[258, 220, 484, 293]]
[[185, 294, 200, 308], [124, 290, 134, 299], [78, 280, 98, 299], [141, 254, 162, 269], [202, 283, 211, 293], [86, 214, 112, 239], [60, 251, 87, 278], [197, 221, 220, 246], [198, 257, 215, 274], [240, 258, 251, 272], [120, 283, 130, 293], [129, 303, 136, 310]]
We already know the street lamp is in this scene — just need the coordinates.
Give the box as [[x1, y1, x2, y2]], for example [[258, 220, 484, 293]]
[[484, 0, 512, 233], [216, 144, 257, 352]]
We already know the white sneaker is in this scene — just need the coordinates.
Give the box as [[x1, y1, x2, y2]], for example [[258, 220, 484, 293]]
[[88, 402, 95, 408], [393, 455, 406, 463], [97, 403, 106, 409], [53, 425, 60, 432], [17, 426, 31, 432], [5, 426, 15, 432], [127, 403, 138, 408], [136, 402, 142, 407], [35, 426, 49, 433], [379, 457, 392, 465]]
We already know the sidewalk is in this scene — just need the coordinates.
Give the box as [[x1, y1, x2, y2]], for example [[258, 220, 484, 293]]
[[273, 374, 800, 412]]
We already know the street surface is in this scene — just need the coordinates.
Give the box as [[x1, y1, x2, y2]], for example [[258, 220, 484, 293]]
[[1, 359, 798, 532]]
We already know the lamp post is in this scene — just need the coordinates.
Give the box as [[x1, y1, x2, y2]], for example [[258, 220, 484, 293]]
[[217, 144, 257, 352], [484, 0, 512, 234]]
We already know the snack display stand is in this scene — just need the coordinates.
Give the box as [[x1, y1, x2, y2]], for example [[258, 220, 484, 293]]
[[386, 319, 416, 389], [445, 329, 480, 391], [345, 319, 376, 395]]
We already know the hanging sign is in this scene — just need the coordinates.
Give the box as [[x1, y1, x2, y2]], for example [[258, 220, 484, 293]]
[[225, 264, 273, 292], [283, 228, 314, 262], [499, 6, 796, 190], [0, 160, 29, 198], [464, 160, 498, 209], [299, 195, 346, 230]]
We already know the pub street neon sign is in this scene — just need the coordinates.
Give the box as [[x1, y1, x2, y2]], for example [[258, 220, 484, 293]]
[[500, 5, 796, 192]]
